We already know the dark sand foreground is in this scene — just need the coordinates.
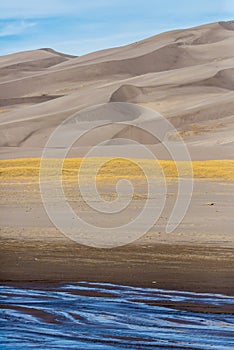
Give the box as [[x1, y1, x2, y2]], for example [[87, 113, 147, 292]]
[[1, 240, 234, 296]]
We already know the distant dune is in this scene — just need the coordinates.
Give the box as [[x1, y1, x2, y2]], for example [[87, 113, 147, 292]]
[[0, 21, 234, 160]]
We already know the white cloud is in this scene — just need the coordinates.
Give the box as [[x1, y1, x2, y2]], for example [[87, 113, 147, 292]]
[[0, 20, 36, 37]]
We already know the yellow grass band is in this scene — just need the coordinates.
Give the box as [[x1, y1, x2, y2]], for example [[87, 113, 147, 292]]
[[0, 158, 233, 182]]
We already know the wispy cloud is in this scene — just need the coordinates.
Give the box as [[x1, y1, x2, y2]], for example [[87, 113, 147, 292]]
[[0, 20, 36, 37], [0, 0, 111, 19]]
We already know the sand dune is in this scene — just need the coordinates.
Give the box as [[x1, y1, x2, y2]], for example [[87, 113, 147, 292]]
[[0, 48, 76, 84], [0, 21, 234, 158]]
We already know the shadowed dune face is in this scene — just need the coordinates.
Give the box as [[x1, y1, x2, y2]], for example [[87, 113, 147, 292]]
[[219, 20, 234, 31], [110, 85, 144, 102], [0, 95, 63, 107], [0, 21, 234, 158], [200, 68, 234, 90]]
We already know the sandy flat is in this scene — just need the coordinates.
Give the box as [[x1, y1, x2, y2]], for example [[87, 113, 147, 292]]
[[1, 174, 233, 293]]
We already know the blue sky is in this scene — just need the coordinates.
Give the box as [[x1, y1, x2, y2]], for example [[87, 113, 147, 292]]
[[0, 0, 233, 56]]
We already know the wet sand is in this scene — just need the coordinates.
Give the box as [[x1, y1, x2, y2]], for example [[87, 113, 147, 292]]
[[1, 239, 234, 295]]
